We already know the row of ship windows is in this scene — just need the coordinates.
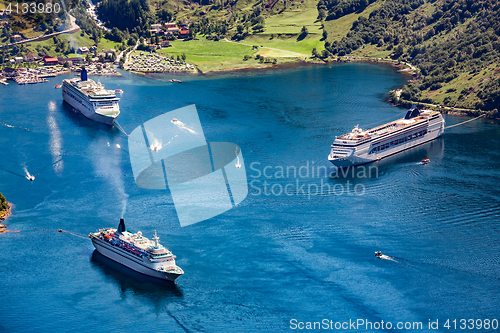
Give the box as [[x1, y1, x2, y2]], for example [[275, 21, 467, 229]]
[[369, 129, 427, 154], [67, 85, 114, 105], [64, 90, 89, 109]]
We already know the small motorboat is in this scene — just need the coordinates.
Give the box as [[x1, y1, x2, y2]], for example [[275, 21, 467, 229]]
[[54, 85, 61, 88], [422, 158, 430, 164], [375, 251, 382, 258], [115, 89, 123, 93], [168, 79, 182, 83]]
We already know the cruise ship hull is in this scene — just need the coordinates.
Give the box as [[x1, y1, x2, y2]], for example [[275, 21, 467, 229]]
[[91, 238, 182, 282], [62, 89, 116, 125], [330, 128, 443, 168], [329, 109, 445, 169]]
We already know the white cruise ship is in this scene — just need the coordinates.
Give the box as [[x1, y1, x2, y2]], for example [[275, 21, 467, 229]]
[[62, 68, 120, 125], [328, 106, 445, 168], [89, 219, 184, 282]]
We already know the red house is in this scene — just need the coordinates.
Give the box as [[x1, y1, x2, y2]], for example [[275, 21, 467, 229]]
[[43, 56, 59, 65]]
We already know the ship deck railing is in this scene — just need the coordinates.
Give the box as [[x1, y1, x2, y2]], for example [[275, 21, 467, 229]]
[[339, 115, 431, 142]]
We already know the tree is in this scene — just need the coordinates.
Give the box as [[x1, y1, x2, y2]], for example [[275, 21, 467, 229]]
[[298, 26, 308, 40], [318, 9, 326, 20], [0, 192, 8, 211], [322, 30, 328, 40], [395, 44, 404, 55], [312, 47, 320, 58], [63, 61, 70, 68], [181, 53, 186, 61]]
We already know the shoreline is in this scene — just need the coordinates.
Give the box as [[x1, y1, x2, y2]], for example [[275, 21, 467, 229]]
[[0, 203, 12, 235]]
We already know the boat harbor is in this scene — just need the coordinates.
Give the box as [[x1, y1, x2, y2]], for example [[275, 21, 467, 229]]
[[13, 75, 49, 85]]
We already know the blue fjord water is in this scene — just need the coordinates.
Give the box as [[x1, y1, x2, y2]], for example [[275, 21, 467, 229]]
[[0, 63, 499, 332]]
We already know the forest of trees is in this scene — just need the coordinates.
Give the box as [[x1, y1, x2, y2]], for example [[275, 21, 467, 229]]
[[323, 0, 500, 111], [317, 0, 377, 21], [97, 0, 153, 34]]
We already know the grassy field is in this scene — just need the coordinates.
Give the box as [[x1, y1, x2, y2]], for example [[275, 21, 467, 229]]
[[239, 0, 324, 55], [245, 34, 323, 55], [262, 0, 322, 35], [157, 39, 266, 72], [351, 44, 392, 58], [323, 0, 384, 42], [21, 31, 117, 58]]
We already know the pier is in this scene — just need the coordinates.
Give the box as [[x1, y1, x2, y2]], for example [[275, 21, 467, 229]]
[[13, 75, 48, 85]]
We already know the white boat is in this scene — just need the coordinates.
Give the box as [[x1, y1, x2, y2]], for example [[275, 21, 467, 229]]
[[89, 219, 184, 282], [62, 68, 120, 125], [328, 106, 445, 168]]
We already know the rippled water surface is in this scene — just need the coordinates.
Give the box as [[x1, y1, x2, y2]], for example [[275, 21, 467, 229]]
[[1, 63, 499, 332]]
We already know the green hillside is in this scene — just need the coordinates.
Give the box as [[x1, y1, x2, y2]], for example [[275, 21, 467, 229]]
[[93, 0, 500, 111], [322, 0, 500, 112], [2, 0, 498, 112]]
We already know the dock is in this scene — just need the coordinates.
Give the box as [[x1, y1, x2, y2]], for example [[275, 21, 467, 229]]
[[13, 75, 49, 85]]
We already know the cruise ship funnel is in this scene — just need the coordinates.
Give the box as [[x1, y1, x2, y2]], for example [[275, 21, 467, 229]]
[[81, 68, 87, 81], [117, 218, 125, 233]]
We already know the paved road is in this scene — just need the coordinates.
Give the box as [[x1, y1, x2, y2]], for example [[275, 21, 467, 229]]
[[0, 14, 80, 49]]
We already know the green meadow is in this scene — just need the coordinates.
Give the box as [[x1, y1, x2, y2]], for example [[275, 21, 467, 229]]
[[157, 39, 271, 72]]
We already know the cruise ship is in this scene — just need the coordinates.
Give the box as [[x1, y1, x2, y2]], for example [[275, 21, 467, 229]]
[[62, 68, 120, 125], [328, 106, 445, 168], [89, 219, 184, 282]]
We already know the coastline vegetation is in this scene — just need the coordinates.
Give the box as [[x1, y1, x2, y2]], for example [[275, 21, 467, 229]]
[[0, 192, 12, 234], [0, 192, 11, 218], [0, 192, 8, 214]]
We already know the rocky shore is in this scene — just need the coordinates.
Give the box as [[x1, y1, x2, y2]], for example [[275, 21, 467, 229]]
[[0, 202, 12, 234]]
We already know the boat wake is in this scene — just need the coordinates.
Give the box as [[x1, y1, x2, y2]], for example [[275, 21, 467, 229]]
[[171, 119, 197, 134], [23, 165, 35, 181], [375, 251, 400, 263], [378, 254, 399, 263], [0, 123, 30, 132]]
